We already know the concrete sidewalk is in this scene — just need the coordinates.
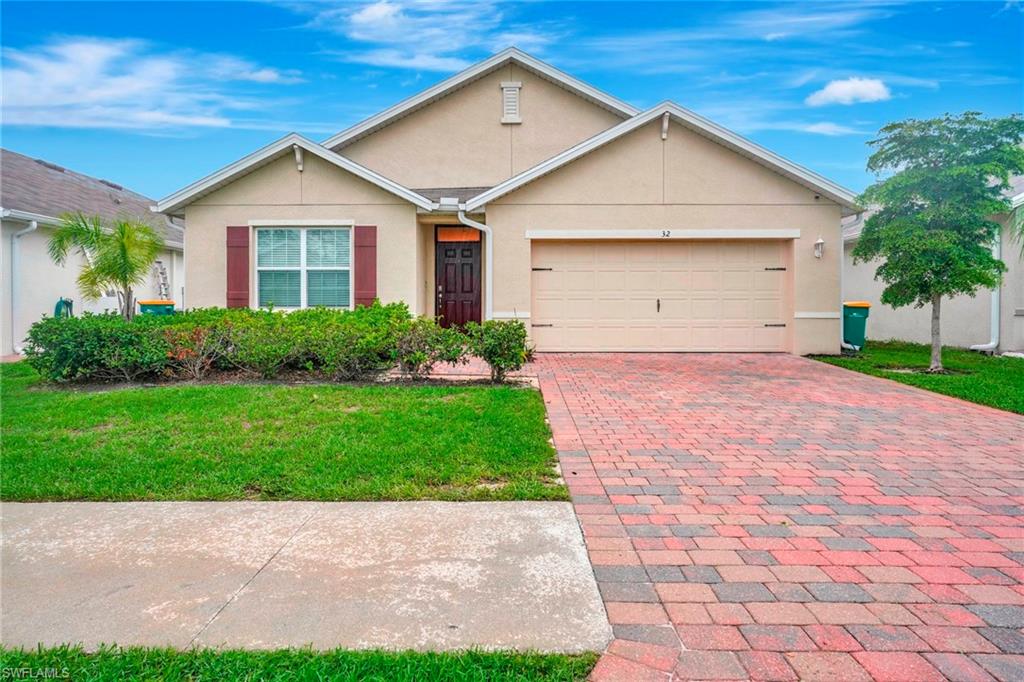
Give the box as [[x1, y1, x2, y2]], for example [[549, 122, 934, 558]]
[[1, 501, 611, 652]]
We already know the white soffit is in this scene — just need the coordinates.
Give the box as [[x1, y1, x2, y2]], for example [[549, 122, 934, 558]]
[[320, 48, 640, 150], [466, 102, 861, 216], [156, 134, 434, 214]]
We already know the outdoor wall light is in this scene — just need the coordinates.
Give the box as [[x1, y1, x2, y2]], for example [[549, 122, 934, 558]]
[[814, 237, 825, 259]]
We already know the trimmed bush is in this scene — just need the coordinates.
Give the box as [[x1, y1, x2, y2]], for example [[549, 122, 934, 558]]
[[395, 317, 469, 380], [465, 320, 530, 383], [24, 304, 530, 384], [25, 313, 171, 382]]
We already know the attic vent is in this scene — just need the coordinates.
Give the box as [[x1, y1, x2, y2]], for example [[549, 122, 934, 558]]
[[500, 81, 521, 124], [100, 179, 123, 190], [35, 159, 65, 172]]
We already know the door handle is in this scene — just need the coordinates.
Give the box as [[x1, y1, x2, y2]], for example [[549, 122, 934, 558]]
[[656, 298, 661, 313]]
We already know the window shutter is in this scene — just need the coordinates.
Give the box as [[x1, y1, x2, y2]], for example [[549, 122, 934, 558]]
[[226, 226, 250, 308], [353, 225, 377, 307]]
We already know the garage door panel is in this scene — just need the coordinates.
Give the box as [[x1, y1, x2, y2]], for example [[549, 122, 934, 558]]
[[530, 240, 787, 352]]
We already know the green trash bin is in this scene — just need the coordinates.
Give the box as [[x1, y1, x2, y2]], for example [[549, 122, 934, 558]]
[[843, 301, 871, 349], [139, 299, 176, 316]]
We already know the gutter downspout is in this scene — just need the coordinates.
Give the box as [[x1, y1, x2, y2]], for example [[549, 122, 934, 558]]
[[10, 218, 39, 353], [457, 209, 493, 321], [970, 235, 1001, 353]]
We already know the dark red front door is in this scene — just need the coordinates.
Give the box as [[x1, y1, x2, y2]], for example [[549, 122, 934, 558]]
[[435, 234, 481, 328]]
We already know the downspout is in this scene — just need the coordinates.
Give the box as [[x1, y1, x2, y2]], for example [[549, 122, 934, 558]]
[[457, 209, 494, 321], [10, 218, 39, 353], [969, 235, 1001, 353]]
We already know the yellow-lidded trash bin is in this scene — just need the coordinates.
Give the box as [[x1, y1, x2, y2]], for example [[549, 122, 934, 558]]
[[139, 299, 176, 315], [843, 301, 871, 349]]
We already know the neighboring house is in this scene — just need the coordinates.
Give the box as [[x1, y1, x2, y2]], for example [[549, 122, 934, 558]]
[[157, 48, 859, 355], [843, 177, 1024, 352], [1, 148, 185, 355]]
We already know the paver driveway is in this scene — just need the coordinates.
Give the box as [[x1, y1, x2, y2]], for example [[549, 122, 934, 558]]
[[533, 353, 1024, 682]]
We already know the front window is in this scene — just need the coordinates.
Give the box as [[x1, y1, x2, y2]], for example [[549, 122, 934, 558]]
[[256, 227, 351, 309]]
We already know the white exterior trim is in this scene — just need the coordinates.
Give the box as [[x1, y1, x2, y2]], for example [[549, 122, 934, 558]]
[[321, 48, 639, 150], [0, 208, 61, 226], [467, 102, 860, 215], [524, 229, 802, 240], [1, 207, 184, 252], [794, 311, 841, 319], [1012, 191, 1024, 209], [156, 133, 434, 215], [249, 219, 355, 227]]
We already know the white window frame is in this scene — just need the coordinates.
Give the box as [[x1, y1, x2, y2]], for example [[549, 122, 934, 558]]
[[254, 226, 354, 310]]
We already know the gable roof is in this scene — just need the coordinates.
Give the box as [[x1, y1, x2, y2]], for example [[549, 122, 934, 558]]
[[156, 133, 434, 215], [320, 48, 640, 151], [0, 148, 183, 250], [465, 102, 861, 215]]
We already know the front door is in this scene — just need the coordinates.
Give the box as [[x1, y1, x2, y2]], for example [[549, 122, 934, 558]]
[[435, 228, 482, 327]]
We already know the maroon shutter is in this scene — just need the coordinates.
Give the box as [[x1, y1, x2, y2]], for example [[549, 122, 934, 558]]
[[226, 226, 250, 308], [354, 225, 377, 307]]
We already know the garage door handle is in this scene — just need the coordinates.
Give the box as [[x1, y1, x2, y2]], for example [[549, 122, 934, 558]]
[[657, 298, 661, 313], [531, 323, 553, 328], [764, 323, 787, 327]]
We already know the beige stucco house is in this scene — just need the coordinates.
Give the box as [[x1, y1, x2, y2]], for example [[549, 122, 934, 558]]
[[158, 48, 860, 355], [843, 181, 1024, 353], [1, 149, 184, 355]]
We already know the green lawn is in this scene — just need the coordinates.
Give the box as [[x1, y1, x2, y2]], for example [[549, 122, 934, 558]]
[[0, 362, 565, 501], [815, 340, 1024, 414], [0, 646, 598, 681]]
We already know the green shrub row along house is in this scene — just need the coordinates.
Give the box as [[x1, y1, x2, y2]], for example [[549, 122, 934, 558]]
[[25, 303, 530, 384]]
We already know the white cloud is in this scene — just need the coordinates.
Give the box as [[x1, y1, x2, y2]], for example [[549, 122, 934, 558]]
[[1, 37, 303, 130], [801, 122, 862, 136], [805, 77, 891, 106], [304, 1, 565, 72]]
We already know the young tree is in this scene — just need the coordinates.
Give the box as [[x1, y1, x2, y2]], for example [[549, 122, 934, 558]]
[[853, 112, 1024, 371], [47, 212, 165, 320]]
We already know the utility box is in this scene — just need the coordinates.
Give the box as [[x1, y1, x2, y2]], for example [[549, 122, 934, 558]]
[[139, 299, 176, 316]]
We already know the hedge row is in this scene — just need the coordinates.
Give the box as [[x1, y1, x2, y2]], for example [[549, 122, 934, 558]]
[[24, 303, 530, 384]]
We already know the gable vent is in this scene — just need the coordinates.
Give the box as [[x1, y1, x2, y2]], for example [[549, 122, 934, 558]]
[[500, 81, 522, 124]]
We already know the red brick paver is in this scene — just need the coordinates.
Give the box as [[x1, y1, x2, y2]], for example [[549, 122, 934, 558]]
[[533, 354, 1024, 682]]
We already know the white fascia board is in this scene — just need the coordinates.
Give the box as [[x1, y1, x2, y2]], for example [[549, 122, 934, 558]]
[[1, 207, 184, 251], [524, 229, 801, 240], [466, 102, 861, 215], [156, 134, 433, 214], [320, 48, 639, 150], [0, 207, 61, 226], [1012, 191, 1024, 209]]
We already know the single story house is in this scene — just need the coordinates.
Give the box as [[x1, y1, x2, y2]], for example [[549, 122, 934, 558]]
[[157, 48, 859, 355], [1, 148, 185, 355], [843, 178, 1024, 353]]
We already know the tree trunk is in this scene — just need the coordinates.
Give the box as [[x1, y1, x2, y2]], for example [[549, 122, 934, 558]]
[[122, 287, 135, 321], [929, 293, 942, 372]]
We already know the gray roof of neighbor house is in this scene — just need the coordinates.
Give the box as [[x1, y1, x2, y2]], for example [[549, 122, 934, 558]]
[[843, 175, 1024, 242], [0, 148, 183, 250]]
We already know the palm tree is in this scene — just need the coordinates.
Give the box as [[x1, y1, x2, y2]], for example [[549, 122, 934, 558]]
[[48, 212, 164, 320]]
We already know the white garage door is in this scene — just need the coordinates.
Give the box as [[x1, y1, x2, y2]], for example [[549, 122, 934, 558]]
[[530, 240, 789, 352]]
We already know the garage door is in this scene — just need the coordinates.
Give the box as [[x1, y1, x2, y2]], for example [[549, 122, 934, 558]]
[[530, 240, 789, 352]]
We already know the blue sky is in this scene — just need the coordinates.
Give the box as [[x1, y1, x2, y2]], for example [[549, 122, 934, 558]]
[[2, 1, 1021, 199]]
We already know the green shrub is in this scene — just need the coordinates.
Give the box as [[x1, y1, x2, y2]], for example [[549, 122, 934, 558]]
[[296, 303, 410, 381], [395, 317, 469, 380], [221, 311, 297, 379], [465, 320, 530, 383], [24, 313, 171, 382]]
